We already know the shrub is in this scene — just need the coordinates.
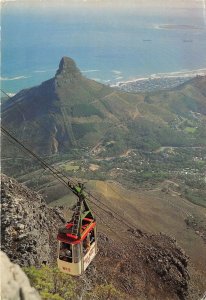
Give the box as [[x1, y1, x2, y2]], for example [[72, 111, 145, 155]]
[[24, 266, 76, 300]]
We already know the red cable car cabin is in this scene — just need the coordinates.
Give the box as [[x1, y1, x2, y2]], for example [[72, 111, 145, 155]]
[[57, 183, 98, 276]]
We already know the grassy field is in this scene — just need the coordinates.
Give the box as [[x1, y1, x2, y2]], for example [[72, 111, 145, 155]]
[[63, 162, 79, 171], [184, 127, 197, 133]]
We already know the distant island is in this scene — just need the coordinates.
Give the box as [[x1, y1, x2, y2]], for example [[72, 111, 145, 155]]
[[157, 24, 202, 30]]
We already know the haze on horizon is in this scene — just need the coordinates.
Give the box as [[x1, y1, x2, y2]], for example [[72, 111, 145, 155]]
[[1, 0, 205, 9]]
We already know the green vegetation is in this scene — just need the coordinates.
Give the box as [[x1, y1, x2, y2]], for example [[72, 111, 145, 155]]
[[72, 103, 103, 118], [127, 118, 190, 151], [24, 265, 124, 300], [184, 127, 197, 133], [184, 189, 206, 208], [63, 162, 79, 172], [72, 123, 96, 139], [24, 266, 76, 300], [1, 64, 206, 208], [3, 144, 205, 207], [85, 284, 124, 300], [169, 95, 198, 116]]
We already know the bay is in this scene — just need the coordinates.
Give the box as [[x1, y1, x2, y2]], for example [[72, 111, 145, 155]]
[[1, 2, 206, 93]]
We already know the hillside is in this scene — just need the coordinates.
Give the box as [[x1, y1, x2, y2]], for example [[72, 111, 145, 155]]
[[1, 174, 196, 300], [2, 57, 114, 155], [2, 58, 206, 209], [2, 57, 206, 159]]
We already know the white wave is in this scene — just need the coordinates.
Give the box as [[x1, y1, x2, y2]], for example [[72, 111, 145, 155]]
[[112, 70, 122, 75], [33, 70, 47, 73], [112, 68, 206, 87], [154, 24, 203, 30], [81, 69, 99, 73], [150, 68, 206, 78], [7, 93, 16, 97], [91, 78, 101, 81], [115, 76, 124, 80], [0, 76, 30, 81], [0, 92, 16, 98], [33, 68, 56, 73]]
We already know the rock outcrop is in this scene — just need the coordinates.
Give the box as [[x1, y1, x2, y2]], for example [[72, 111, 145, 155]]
[[0, 251, 41, 300], [1, 174, 65, 267], [55, 56, 82, 81]]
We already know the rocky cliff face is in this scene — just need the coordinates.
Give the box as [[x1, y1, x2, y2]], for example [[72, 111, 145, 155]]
[[1, 174, 65, 267], [0, 251, 41, 300], [55, 56, 82, 81]]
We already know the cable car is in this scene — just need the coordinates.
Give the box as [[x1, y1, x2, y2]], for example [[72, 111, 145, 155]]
[[57, 182, 98, 276]]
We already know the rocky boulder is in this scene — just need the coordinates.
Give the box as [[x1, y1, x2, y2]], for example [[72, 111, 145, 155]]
[[0, 251, 41, 300], [1, 174, 66, 267]]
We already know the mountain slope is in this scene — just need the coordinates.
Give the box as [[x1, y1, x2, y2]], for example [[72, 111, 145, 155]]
[[1, 174, 192, 300], [144, 75, 206, 117], [2, 57, 121, 154], [2, 57, 206, 159]]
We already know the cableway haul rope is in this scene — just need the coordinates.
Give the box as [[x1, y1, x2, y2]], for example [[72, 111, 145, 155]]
[[1, 126, 136, 234], [1, 126, 138, 246], [1, 89, 137, 230], [1, 88, 139, 276], [2, 120, 140, 276], [4, 129, 132, 238]]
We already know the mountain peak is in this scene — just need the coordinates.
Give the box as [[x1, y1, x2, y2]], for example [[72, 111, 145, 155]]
[[55, 56, 81, 78]]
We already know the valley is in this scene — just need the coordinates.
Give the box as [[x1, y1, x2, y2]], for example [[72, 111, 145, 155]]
[[4, 139, 205, 208]]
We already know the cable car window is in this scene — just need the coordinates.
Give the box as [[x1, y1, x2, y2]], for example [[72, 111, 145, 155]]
[[90, 229, 95, 245], [73, 244, 80, 263], [83, 235, 90, 255], [59, 242, 72, 263]]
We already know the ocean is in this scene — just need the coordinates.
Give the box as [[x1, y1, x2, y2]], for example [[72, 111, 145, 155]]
[[1, 2, 206, 94]]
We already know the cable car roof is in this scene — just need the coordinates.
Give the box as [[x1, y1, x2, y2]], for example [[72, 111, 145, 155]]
[[57, 218, 96, 245]]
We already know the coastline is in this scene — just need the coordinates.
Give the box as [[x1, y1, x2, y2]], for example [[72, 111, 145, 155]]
[[110, 68, 206, 93], [111, 68, 206, 88]]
